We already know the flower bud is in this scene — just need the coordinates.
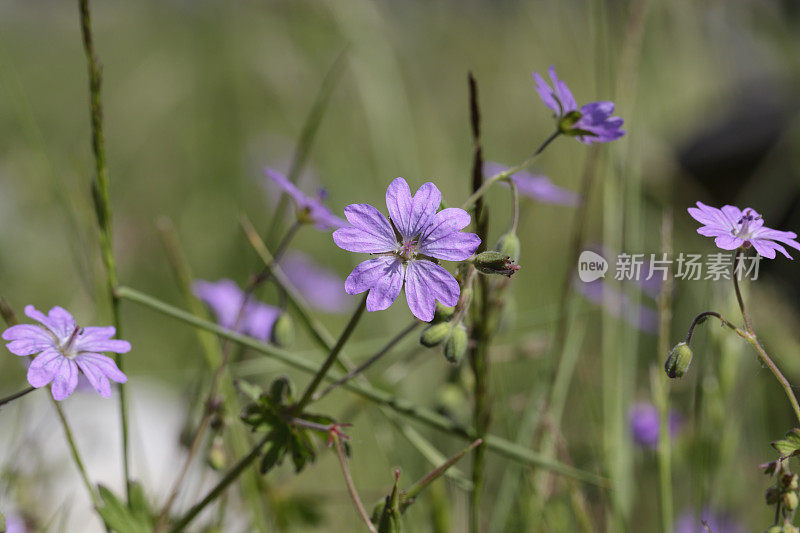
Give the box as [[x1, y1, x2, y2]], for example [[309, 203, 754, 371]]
[[433, 302, 456, 323], [495, 233, 521, 262], [784, 491, 799, 511], [271, 313, 294, 347], [444, 324, 468, 364], [783, 473, 799, 491], [558, 110, 582, 134], [766, 486, 781, 505], [765, 527, 783, 533], [420, 323, 452, 348], [207, 436, 226, 471], [665, 342, 693, 379], [473, 251, 520, 277]]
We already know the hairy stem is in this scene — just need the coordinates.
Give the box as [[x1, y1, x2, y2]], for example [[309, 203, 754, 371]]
[[332, 433, 377, 533]]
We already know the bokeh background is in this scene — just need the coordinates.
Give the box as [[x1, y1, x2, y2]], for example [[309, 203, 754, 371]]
[[1, 0, 800, 531]]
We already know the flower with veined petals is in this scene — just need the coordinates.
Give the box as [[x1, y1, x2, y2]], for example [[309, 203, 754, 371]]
[[193, 279, 281, 342], [333, 177, 481, 322], [264, 167, 346, 230], [2, 306, 130, 400], [688, 202, 800, 259], [533, 66, 625, 144], [484, 162, 580, 206]]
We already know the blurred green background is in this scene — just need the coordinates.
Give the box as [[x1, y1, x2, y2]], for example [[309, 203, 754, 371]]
[[2, 0, 800, 531]]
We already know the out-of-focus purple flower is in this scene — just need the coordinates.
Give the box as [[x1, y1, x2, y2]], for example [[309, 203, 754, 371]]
[[333, 177, 481, 322], [675, 508, 745, 533], [193, 279, 280, 342], [533, 66, 625, 144], [484, 162, 581, 207], [2, 306, 130, 401], [4, 514, 27, 533], [278, 251, 349, 313], [574, 279, 658, 334], [628, 402, 680, 448], [264, 167, 347, 231], [688, 202, 800, 259]]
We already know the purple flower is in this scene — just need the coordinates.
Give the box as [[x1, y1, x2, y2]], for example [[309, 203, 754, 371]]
[[675, 508, 745, 533], [279, 251, 349, 313], [333, 177, 481, 322], [688, 202, 800, 259], [533, 66, 625, 144], [2, 306, 130, 401], [628, 402, 680, 448], [484, 162, 580, 206], [264, 167, 346, 230], [3, 514, 27, 533], [193, 279, 281, 342]]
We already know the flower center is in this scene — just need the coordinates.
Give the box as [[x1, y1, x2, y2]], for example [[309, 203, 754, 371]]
[[397, 238, 418, 261], [59, 325, 83, 359], [733, 209, 761, 242]]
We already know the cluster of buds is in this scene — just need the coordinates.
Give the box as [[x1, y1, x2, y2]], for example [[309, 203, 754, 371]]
[[420, 300, 470, 364], [763, 457, 800, 532]]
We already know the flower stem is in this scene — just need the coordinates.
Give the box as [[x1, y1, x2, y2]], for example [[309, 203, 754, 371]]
[[53, 400, 101, 508], [508, 179, 520, 234], [331, 433, 377, 533], [77, 0, 130, 498], [294, 295, 368, 412], [460, 129, 561, 211], [313, 320, 419, 401], [0, 385, 36, 408], [684, 311, 740, 344], [168, 432, 272, 532], [115, 285, 608, 486], [732, 250, 754, 333]]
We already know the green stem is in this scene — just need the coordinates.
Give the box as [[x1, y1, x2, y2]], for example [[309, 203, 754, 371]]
[[115, 285, 607, 486], [77, 0, 129, 497], [169, 433, 272, 532], [0, 385, 37, 408], [295, 295, 368, 412], [460, 130, 560, 211], [332, 433, 377, 533], [53, 400, 101, 508], [732, 250, 754, 333]]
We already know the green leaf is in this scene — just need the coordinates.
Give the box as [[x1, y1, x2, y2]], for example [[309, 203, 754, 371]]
[[96, 485, 153, 533], [771, 429, 800, 457], [260, 441, 287, 475], [236, 380, 264, 402]]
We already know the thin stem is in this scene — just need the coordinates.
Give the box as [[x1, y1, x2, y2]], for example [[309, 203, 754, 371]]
[[508, 180, 520, 234], [314, 320, 419, 401], [295, 295, 368, 412], [684, 311, 740, 344], [460, 129, 560, 211], [745, 335, 800, 425], [732, 249, 754, 333], [53, 401, 101, 508], [169, 433, 272, 532], [114, 286, 608, 486], [0, 385, 37, 408], [332, 433, 377, 533], [403, 438, 482, 506]]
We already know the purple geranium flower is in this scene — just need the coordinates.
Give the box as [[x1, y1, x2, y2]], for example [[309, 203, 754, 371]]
[[279, 251, 349, 313], [332, 177, 481, 322], [193, 279, 280, 342], [2, 306, 130, 400], [484, 162, 580, 206], [628, 402, 680, 448], [675, 508, 745, 533], [688, 202, 800, 259], [533, 66, 625, 144], [264, 167, 346, 230]]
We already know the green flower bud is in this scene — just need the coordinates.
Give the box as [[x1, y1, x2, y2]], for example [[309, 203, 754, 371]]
[[444, 324, 468, 364], [765, 527, 783, 533], [473, 251, 520, 277], [495, 232, 521, 262], [783, 473, 799, 491], [207, 436, 226, 471], [784, 491, 799, 511], [766, 486, 781, 505], [420, 323, 452, 348], [271, 313, 294, 347], [665, 342, 693, 379], [558, 110, 583, 133], [433, 302, 456, 322]]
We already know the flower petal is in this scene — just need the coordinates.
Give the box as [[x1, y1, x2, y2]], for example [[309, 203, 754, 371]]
[[2, 325, 54, 356], [344, 256, 404, 312], [404, 261, 460, 322], [77, 353, 127, 383], [24, 305, 60, 336], [714, 234, 744, 250], [418, 211, 482, 261], [51, 359, 79, 401], [333, 226, 396, 254], [47, 306, 77, 339], [27, 349, 62, 388], [264, 167, 308, 207], [193, 279, 245, 330], [406, 182, 441, 237], [336, 203, 397, 252], [385, 177, 414, 238], [532, 70, 559, 114], [549, 66, 577, 113], [243, 302, 280, 341], [751, 239, 783, 259]]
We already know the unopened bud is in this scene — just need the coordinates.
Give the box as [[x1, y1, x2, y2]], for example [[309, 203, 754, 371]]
[[420, 323, 452, 348], [496, 233, 521, 262], [784, 491, 799, 511], [765, 527, 783, 533], [783, 473, 799, 491], [766, 486, 781, 505], [271, 313, 294, 347], [433, 302, 456, 323], [444, 325, 468, 364], [665, 342, 693, 379], [473, 251, 520, 277], [207, 436, 226, 471], [558, 110, 583, 133]]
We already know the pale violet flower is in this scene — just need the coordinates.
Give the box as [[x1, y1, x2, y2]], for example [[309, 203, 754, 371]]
[[333, 177, 481, 322], [2, 306, 130, 400], [279, 251, 349, 313], [533, 66, 625, 143], [674, 508, 744, 533], [484, 162, 580, 206], [193, 279, 280, 342], [628, 402, 680, 448], [264, 167, 346, 230], [688, 202, 800, 259]]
